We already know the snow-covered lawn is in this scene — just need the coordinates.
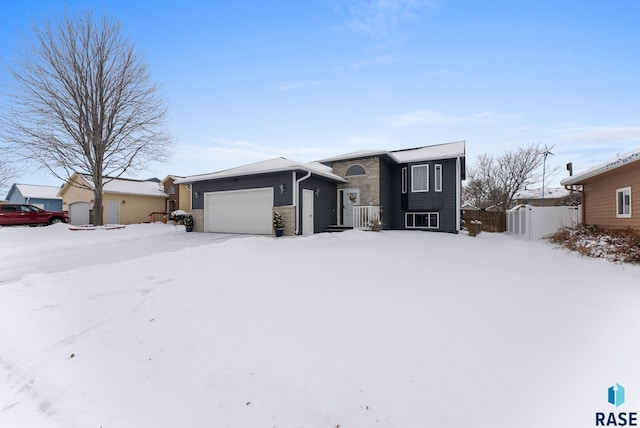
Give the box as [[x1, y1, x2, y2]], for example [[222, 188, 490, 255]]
[[1, 224, 639, 428]]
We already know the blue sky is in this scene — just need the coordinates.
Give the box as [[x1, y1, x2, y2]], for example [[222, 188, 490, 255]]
[[1, 0, 639, 188]]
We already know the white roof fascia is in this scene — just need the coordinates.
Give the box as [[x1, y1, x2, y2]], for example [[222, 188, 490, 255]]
[[175, 158, 347, 184], [561, 148, 640, 186], [391, 141, 466, 163]]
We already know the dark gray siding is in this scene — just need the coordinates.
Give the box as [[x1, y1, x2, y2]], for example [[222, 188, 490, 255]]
[[379, 159, 402, 230], [404, 158, 460, 233], [191, 172, 294, 209], [298, 174, 338, 233]]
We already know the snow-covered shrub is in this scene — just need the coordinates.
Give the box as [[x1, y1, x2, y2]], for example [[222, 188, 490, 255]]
[[467, 220, 482, 237], [369, 218, 382, 232], [183, 213, 194, 228], [547, 225, 640, 264], [170, 209, 187, 223], [273, 210, 284, 229]]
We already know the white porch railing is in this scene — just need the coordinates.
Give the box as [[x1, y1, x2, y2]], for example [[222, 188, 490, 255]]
[[353, 205, 381, 230]]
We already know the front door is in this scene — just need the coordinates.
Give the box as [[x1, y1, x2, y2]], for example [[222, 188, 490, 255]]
[[107, 200, 120, 224], [302, 189, 314, 235], [341, 188, 359, 227]]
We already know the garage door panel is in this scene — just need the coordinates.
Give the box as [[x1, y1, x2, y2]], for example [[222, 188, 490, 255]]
[[205, 188, 274, 234]]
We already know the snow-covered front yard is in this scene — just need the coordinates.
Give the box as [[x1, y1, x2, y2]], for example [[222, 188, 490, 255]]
[[1, 224, 639, 428]]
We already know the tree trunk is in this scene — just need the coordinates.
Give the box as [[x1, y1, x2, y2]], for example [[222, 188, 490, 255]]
[[93, 188, 104, 226]]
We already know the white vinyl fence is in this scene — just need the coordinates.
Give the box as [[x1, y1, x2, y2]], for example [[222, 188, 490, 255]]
[[507, 204, 582, 240]]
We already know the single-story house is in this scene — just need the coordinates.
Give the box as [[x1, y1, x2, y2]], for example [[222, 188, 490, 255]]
[[561, 148, 640, 230], [58, 173, 168, 225], [175, 141, 466, 235], [511, 187, 574, 208], [5, 183, 63, 211]]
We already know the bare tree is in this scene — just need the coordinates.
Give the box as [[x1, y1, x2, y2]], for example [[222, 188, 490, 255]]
[[2, 10, 170, 225], [464, 143, 546, 211], [0, 158, 17, 197]]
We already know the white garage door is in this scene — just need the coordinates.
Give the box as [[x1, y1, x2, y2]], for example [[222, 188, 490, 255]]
[[69, 202, 90, 225], [204, 188, 274, 234]]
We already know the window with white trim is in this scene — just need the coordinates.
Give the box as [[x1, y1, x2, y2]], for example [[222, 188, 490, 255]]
[[411, 164, 429, 192], [616, 186, 632, 218], [405, 212, 439, 229], [401, 167, 407, 194], [434, 164, 442, 192]]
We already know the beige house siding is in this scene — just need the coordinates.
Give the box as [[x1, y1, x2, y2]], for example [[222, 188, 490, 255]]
[[60, 175, 167, 225], [179, 184, 191, 211], [104, 194, 166, 224], [582, 162, 640, 230], [60, 183, 94, 208], [332, 157, 380, 206]]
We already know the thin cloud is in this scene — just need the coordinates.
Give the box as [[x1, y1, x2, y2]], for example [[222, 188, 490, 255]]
[[385, 109, 523, 127], [561, 127, 640, 145], [177, 139, 335, 168], [334, 54, 398, 71], [275, 80, 325, 91], [341, 0, 442, 39]]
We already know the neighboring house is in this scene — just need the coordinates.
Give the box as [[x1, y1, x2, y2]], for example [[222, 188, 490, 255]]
[[176, 141, 466, 235], [161, 175, 191, 213], [511, 187, 573, 208], [58, 173, 168, 225], [5, 184, 63, 211], [561, 148, 640, 230]]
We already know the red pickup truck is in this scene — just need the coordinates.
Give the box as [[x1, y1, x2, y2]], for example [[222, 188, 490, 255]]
[[0, 204, 69, 226]]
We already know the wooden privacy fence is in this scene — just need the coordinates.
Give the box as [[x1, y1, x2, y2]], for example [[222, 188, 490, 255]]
[[463, 210, 506, 232]]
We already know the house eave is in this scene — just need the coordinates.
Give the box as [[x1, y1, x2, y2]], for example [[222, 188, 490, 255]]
[[176, 165, 347, 184], [561, 149, 640, 186]]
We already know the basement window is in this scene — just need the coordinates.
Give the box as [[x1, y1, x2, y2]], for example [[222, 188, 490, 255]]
[[616, 187, 632, 218], [405, 212, 439, 229]]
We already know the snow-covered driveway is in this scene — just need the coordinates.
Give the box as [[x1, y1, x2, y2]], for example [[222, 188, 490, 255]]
[[1, 224, 639, 428]]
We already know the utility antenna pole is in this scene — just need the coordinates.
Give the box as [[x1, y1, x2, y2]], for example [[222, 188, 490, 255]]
[[541, 144, 555, 207]]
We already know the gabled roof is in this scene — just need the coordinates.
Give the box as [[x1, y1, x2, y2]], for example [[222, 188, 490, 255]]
[[561, 147, 640, 186], [316, 150, 393, 163], [161, 175, 186, 185], [59, 173, 168, 198], [317, 141, 466, 164], [390, 141, 466, 163], [174, 157, 348, 184], [7, 184, 63, 200]]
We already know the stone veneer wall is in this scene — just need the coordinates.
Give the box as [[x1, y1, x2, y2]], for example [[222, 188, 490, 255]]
[[189, 209, 204, 233], [274, 205, 295, 236], [331, 157, 380, 206]]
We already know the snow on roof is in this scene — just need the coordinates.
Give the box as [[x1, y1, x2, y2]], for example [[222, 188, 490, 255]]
[[513, 187, 571, 200], [175, 157, 348, 184], [316, 150, 392, 163], [14, 184, 63, 200], [77, 174, 168, 198], [317, 141, 466, 164], [390, 141, 466, 163], [561, 147, 640, 186]]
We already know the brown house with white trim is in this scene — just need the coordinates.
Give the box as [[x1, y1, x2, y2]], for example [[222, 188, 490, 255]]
[[561, 149, 640, 230]]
